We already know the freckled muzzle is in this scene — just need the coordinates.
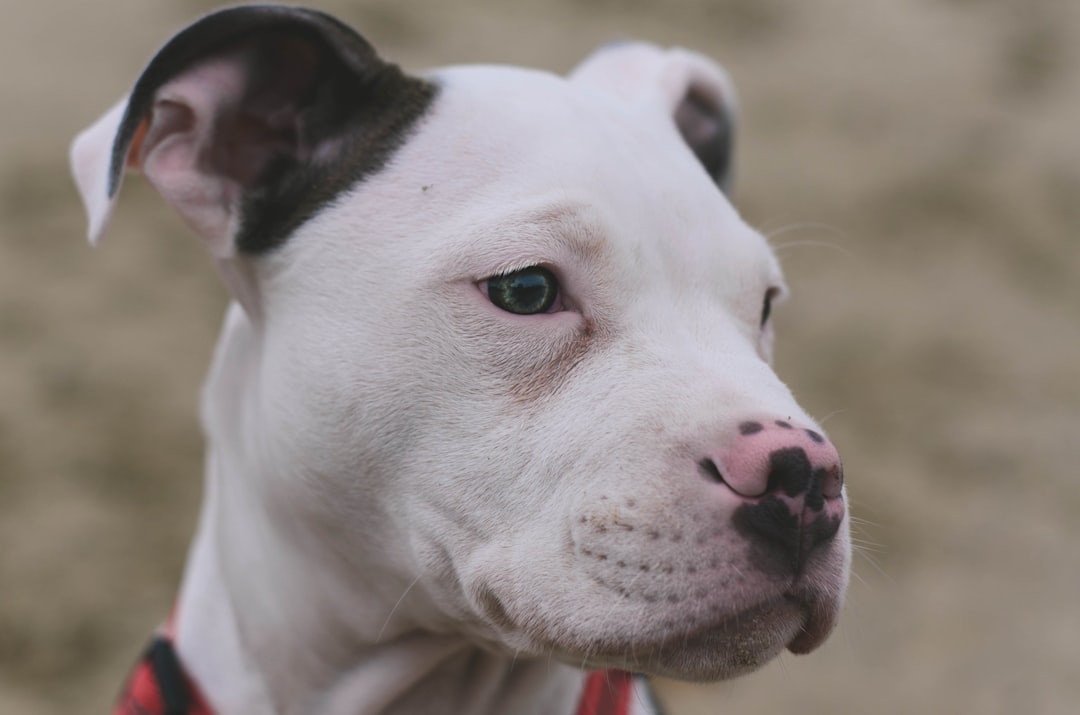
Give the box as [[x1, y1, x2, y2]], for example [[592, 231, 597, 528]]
[[537, 415, 848, 679]]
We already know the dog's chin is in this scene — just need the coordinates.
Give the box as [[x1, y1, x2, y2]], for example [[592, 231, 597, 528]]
[[541, 595, 836, 682]]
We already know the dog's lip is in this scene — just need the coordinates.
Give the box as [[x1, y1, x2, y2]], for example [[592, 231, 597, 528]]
[[658, 593, 830, 656], [531, 592, 835, 680], [638, 592, 836, 658], [783, 592, 838, 654], [665, 595, 804, 650]]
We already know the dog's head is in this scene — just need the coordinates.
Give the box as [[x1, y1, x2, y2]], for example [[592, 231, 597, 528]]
[[72, 5, 849, 682]]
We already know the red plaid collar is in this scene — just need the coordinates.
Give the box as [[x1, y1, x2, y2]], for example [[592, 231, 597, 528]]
[[114, 630, 636, 715], [574, 669, 637, 715], [113, 635, 212, 715]]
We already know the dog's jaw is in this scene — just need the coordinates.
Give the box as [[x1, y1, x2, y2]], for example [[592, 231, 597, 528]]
[[444, 445, 850, 681]]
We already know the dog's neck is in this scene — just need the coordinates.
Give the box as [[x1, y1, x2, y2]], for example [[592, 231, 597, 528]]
[[173, 439, 586, 715], [169, 307, 586, 715]]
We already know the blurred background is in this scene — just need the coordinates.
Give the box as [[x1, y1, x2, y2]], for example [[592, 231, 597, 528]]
[[1, 0, 1078, 713]]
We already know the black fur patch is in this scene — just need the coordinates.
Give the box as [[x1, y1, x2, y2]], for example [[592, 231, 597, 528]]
[[234, 58, 436, 254], [108, 5, 437, 255]]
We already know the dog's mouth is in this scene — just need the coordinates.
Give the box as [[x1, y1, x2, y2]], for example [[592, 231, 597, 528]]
[[516, 591, 837, 682]]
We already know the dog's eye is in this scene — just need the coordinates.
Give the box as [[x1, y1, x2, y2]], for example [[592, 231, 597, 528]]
[[486, 267, 559, 315], [760, 287, 780, 328]]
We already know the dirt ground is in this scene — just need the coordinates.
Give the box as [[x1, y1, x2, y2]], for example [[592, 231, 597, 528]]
[[1, 0, 1078, 713]]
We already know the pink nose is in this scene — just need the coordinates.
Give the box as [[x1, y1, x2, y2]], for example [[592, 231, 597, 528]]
[[699, 418, 843, 508], [699, 418, 845, 575]]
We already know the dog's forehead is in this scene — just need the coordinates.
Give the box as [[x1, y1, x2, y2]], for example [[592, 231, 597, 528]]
[[423, 64, 704, 198], [398, 65, 780, 278]]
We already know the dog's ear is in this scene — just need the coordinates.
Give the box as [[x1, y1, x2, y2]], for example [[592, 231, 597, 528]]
[[71, 5, 435, 261], [569, 43, 737, 194]]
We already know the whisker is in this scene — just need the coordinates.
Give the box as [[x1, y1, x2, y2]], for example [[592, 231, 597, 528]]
[[773, 239, 860, 261], [847, 567, 871, 589], [375, 575, 421, 643], [852, 546, 890, 582], [814, 409, 850, 427], [849, 538, 886, 553]]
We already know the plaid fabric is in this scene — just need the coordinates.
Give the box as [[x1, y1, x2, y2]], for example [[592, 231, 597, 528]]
[[575, 670, 636, 715], [114, 634, 634, 715], [113, 637, 211, 715]]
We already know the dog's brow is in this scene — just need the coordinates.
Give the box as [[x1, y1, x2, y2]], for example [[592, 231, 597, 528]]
[[522, 205, 604, 261], [450, 203, 609, 278]]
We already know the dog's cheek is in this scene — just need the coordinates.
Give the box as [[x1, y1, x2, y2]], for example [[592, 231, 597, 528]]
[[442, 297, 597, 403]]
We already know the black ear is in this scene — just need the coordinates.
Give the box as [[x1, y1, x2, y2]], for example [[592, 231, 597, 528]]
[[72, 5, 437, 256], [568, 43, 737, 195]]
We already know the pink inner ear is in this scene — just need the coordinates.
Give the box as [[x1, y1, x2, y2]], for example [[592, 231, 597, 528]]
[[139, 101, 196, 171], [133, 40, 322, 254], [206, 36, 322, 185], [135, 57, 253, 252], [213, 109, 301, 187]]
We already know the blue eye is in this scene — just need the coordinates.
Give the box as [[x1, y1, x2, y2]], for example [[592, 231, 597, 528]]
[[486, 267, 559, 315]]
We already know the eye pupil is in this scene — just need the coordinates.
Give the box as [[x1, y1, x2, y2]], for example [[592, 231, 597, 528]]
[[487, 267, 558, 315]]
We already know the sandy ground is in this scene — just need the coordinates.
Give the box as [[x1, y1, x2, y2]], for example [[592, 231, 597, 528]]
[[1, 0, 1078, 713]]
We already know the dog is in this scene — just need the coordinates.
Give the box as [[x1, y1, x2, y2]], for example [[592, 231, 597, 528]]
[[70, 5, 850, 714]]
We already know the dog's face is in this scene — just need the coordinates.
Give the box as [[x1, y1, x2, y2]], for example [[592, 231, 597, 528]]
[[72, 6, 848, 682]]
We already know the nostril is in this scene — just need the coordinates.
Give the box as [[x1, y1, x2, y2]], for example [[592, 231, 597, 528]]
[[700, 456, 768, 497], [698, 457, 724, 484], [705, 420, 844, 503]]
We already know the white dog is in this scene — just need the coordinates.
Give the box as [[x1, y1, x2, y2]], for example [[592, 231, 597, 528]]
[[71, 6, 850, 715]]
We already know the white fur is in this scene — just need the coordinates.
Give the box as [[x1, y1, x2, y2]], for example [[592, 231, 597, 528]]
[[72, 38, 848, 715]]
